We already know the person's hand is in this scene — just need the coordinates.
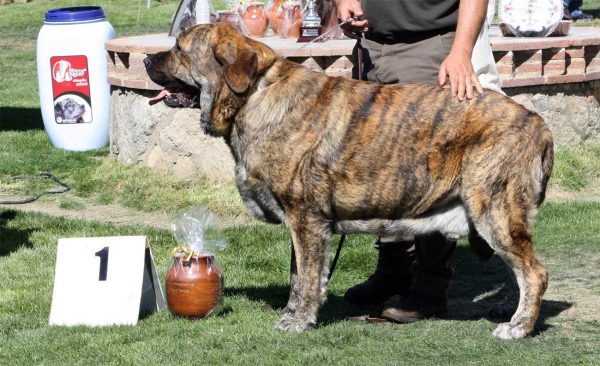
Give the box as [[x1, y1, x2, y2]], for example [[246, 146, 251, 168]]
[[335, 0, 368, 39], [438, 50, 483, 101]]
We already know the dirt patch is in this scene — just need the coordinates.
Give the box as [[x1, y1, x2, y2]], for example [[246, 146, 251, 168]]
[[546, 185, 600, 202], [0, 194, 257, 229], [1, 198, 171, 228], [543, 251, 600, 322]]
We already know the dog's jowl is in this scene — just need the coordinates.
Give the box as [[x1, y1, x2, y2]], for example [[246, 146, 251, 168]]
[[145, 23, 554, 339]]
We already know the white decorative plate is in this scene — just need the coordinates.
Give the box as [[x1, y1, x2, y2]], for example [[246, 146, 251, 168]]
[[499, 0, 563, 37], [487, 0, 496, 26]]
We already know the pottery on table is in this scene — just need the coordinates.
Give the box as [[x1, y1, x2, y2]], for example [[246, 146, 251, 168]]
[[239, 2, 269, 38], [277, 2, 302, 38], [165, 252, 223, 319], [217, 11, 242, 32], [267, 0, 285, 35]]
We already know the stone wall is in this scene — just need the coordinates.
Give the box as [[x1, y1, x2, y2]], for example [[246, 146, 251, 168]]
[[109, 88, 235, 181], [109, 81, 600, 182], [507, 81, 600, 145]]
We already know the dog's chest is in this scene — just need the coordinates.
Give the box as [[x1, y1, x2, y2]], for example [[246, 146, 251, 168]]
[[233, 162, 286, 225]]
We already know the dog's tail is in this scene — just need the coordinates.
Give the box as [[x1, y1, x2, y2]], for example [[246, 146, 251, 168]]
[[535, 124, 554, 208]]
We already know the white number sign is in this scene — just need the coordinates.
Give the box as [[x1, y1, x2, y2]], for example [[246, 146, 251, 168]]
[[49, 236, 165, 326]]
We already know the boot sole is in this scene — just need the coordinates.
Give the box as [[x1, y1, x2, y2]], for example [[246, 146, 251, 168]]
[[382, 310, 448, 324]]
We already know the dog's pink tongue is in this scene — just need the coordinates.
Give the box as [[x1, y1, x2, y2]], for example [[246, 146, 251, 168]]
[[148, 89, 168, 106]]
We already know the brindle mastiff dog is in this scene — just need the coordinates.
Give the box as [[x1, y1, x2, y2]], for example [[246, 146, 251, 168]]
[[145, 23, 554, 339]]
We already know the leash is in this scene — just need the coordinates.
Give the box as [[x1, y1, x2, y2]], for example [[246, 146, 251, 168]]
[[328, 233, 346, 280], [283, 16, 358, 59], [0, 169, 71, 205], [289, 18, 366, 281], [327, 30, 364, 281]]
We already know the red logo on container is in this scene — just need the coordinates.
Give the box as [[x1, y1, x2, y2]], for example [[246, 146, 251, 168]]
[[52, 60, 88, 83]]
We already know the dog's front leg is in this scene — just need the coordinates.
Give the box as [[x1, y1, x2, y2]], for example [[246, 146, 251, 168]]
[[279, 241, 300, 322], [275, 211, 331, 333]]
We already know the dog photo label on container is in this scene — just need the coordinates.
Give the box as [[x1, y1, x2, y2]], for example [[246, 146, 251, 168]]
[[50, 55, 93, 124]]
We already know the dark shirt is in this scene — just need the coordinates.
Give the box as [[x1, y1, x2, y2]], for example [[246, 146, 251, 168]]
[[363, 0, 459, 36]]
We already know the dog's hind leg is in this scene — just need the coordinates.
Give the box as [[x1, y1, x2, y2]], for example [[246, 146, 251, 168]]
[[275, 210, 332, 333], [469, 225, 519, 318], [465, 185, 548, 339]]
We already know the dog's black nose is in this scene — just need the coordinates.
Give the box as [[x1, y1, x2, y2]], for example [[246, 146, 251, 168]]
[[143, 57, 151, 68]]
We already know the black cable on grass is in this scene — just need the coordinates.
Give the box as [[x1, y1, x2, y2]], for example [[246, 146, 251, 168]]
[[0, 169, 70, 205]]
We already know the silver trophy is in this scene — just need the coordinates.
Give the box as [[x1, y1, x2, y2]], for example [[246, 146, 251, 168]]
[[298, 0, 323, 42]]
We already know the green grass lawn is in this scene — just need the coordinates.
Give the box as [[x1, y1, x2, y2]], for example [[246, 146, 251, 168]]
[[1, 1, 600, 365], [1, 202, 600, 365]]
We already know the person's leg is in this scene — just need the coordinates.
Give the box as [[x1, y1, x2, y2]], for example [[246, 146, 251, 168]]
[[345, 33, 454, 307], [343, 239, 415, 305], [470, 18, 503, 94], [382, 234, 456, 322], [569, 0, 583, 13], [381, 21, 505, 321]]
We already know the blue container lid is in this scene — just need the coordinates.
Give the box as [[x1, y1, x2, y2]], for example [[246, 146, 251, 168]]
[[45, 6, 106, 23]]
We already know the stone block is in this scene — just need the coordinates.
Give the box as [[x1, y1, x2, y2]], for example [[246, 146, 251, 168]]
[[496, 64, 514, 76], [500, 76, 546, 88], [565, 46, 585, 59], [513, 50, 542, 63], [587, 58, 600, 72], [147, 146, 169, 174], [566, 58, 586, 74], [494, 50, 512, 64], [324, 56, 353, 70], [116, 52, 130, 68], [299, 57, 324, 72], [542, 48, 565, 61], [542, 59, 566, 76], [546, 73, 586, 84], [514, 50, 542, 76]]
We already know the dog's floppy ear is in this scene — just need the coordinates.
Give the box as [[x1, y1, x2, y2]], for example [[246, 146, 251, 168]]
[[214, 37, 258, 94]]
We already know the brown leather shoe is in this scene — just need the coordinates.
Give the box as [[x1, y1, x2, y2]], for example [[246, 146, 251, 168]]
[[381, 292, 448, 323]]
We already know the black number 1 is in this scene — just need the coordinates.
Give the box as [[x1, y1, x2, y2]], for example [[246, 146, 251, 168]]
[[95, 247, 109, 281]]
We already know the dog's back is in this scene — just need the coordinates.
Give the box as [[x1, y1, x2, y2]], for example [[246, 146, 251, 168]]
[[242, 65, 553, 223]]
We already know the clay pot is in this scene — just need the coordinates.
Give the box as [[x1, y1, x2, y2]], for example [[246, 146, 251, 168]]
[[165, 252, 223, 319], [268, 0, 285, 35], [277, 2, 302, 38], [217, 11, 242, 32], [239, 2, 269, 38]]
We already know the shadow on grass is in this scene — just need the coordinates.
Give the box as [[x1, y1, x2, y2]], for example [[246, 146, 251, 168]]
[[226, 245, 572, 336], [0, 107, 44, 131], [0, 210, 35, 256]]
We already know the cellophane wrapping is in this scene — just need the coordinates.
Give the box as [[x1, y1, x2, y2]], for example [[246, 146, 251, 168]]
[[165, 207, 226, 318]]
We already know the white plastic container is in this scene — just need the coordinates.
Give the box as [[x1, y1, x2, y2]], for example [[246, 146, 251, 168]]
[[37, 7, 116, 151]]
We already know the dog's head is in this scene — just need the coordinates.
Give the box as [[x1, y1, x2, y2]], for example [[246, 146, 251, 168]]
[[54, 98, 86, 123], [144, 23, 277, 136]]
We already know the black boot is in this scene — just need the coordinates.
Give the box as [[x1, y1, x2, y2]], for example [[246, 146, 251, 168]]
[[344, 240, 415, 305], [382, 233, 456, 322]]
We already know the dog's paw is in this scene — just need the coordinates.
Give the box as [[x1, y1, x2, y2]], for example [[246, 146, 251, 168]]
[[279, 306, 297, 318], [274, 314, 315, 333], [492, 322, 527, 340]]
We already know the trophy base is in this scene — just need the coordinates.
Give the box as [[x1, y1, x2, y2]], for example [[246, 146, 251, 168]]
[[297, 26, 323, 43]]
